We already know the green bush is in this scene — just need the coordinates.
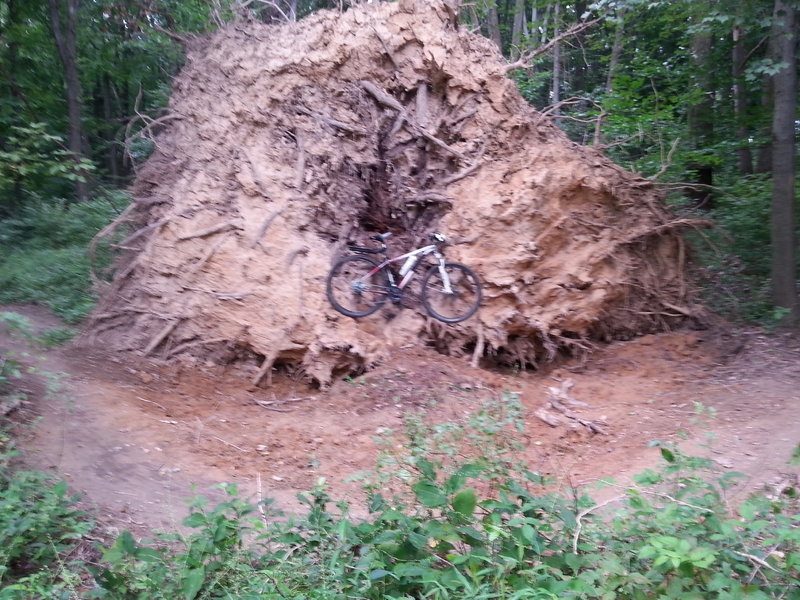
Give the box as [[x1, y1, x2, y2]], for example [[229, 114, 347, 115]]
[[0, 194, 126, 323], [0, 437, 94, 598], [91, 396, 800, 600], [685, 173, 800, 323]]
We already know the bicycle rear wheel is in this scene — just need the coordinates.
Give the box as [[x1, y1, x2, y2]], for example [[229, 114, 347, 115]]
[[421, 263, 482, 323], [326, 255, 389, 318]]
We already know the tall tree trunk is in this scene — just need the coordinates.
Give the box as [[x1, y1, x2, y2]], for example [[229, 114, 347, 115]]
[[511, 0, 526, 54], [484, 0, 502, 51], [3, 0, 25, 212], [551, 1, 561, 112], [48, 0, 90, 201], [756, 20, 780, 174], [686, 4, 715, 208], [770, 0, 798, 324], [100, 74, 120, 183], [594, 9, 625, 146], [732, 25, 754, 175]]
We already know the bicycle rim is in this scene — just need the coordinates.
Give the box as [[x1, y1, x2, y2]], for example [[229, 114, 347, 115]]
[[326, 255, 388, 317], [421, 263, 482, 323]]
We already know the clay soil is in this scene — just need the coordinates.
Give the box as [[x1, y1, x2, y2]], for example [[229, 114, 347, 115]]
[[3, 304, 799, 537]]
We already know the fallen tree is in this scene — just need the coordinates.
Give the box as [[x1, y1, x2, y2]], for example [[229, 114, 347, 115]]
[[85, 0, 703, 386]]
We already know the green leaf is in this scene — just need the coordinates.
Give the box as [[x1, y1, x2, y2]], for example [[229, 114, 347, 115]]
[[182, 566, 205, 600], [393, 563, 429, 578], [739, 502, 756, 521], [369, 493, 386, 513], [117, 530, 136, 555], [455, 462, 484, 478], [416, 458, 437, 480], [182, 512, 207, 528], [52, 480, 68, 499], [451, 488, 477, 517], [412, 480, 448, 508], [660, 447, 676, 463], [369, 569, 394, 580], [407, 531, 429, 549]]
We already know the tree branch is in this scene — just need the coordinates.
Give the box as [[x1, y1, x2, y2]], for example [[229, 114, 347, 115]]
[[504, 19, 601, 73]]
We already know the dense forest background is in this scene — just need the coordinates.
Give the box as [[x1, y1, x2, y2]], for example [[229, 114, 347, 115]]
[[0, 0, 797, 325]]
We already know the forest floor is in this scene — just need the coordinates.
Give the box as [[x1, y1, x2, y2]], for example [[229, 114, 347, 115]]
[[2, 304, 799, 538]]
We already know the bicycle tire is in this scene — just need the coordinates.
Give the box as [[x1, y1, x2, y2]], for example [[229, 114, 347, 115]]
[[421, 262, 482, 323], [326, 255, 389, 318]]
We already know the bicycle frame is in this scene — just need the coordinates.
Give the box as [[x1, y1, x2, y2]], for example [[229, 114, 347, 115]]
[[360, 244, 452, 293]]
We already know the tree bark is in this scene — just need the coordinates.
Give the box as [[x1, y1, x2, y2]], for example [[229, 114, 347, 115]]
[[3, 0, 25, 212], [511, 0, 526, 53], [686, 2, 714, 208], [732, 25, 753, 175], [769, 0, 798, 324], [483, 0, 502, 51], [551, 1, 562, 112], [48, 0, 90, 201], [594, 9, 625, 146]]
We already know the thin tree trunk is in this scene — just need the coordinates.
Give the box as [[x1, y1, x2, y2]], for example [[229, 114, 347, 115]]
[[594, 9, 625, 146], [756, 23, 779, 174], [732, 25, 753, 174], [686, 3, 714, 207], [551, 1, 561, 111], [4, 0, 24, 211], [484, 0, 502, 51], [511, 0, 526, 53], [101, 74, 120, 182], [770, 0, 798, 324], [48, 0, 90, 201]]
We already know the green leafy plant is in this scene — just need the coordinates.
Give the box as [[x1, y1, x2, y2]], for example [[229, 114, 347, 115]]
[[0, 436, 94, 597], [0, 194, 126, 324], [90, 396, 800, 600]]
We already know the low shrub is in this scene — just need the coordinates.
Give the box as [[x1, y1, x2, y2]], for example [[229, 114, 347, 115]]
[[91, 395, 800, 600], [0, 194, 126, 323], [0, 437, 94, 598]]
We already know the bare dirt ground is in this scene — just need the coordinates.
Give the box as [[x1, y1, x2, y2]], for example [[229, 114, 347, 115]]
[[2, 305, 799, 537]]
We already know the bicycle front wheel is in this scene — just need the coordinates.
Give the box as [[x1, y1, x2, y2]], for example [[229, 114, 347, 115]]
[[421, 263, 482, 323], [326, 255, 389, 318]]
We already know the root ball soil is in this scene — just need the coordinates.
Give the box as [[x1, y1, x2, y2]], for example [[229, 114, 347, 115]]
[[88, 0, 697, 386]]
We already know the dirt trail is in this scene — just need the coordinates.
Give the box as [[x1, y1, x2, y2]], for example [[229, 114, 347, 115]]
[[2, 305, 798, 536]]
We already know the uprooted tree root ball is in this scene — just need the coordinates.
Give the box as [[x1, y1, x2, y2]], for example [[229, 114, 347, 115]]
[[85, 0, 704, 386]]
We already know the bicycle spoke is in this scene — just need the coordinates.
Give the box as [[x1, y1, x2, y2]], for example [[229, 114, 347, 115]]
[[422, 263, 481, 323], [326, 256, 388, 318]]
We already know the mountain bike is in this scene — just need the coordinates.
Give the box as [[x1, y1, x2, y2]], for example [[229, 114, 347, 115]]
[[326, 232, 482, 323]]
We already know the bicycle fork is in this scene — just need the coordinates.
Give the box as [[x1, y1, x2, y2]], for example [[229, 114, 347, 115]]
[[435, 252, 454, 294]]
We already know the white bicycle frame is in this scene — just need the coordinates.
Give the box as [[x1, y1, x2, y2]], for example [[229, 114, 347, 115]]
[[364, 244, 453, 293]]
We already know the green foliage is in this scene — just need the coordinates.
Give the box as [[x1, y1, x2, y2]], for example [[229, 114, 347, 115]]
[[0, 438, 93, 597], [0, 123, 95, 209], [689, 173, 800, 323], [0, 195, 126, 323], [0, 311, 76, 348], [91, 397, 800, 600]]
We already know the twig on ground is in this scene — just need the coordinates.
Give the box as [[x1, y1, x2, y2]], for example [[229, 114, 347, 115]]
[[572, 494, 626, 553], [255, 396, 313, 412], [256, 472, 270, 526], [135, 396, 167, 412], [213, 436, 248, 453]]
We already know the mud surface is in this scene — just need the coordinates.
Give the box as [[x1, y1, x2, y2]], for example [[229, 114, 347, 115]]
[[4, 305, 798, 536]]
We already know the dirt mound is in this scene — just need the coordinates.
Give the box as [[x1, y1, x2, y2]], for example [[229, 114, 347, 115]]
[[87, 0, 698, 386]]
